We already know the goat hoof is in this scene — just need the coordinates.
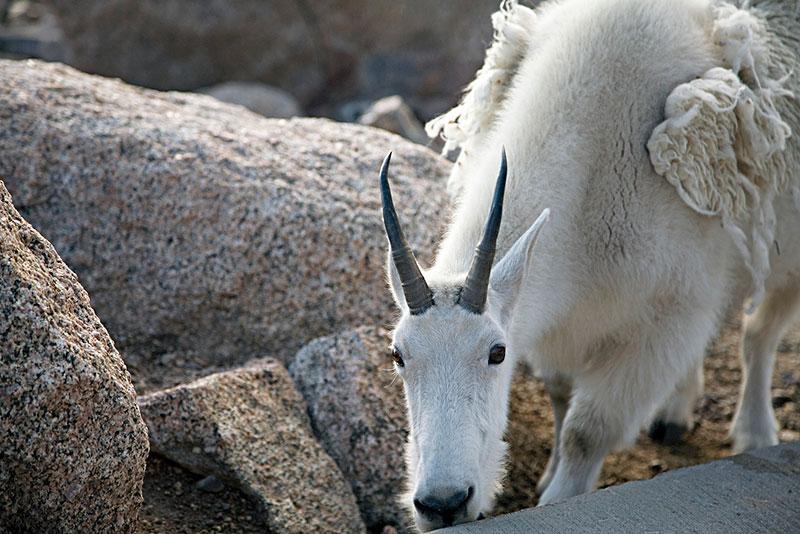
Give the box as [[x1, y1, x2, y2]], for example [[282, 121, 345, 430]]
[[648, 420, 687, 445]]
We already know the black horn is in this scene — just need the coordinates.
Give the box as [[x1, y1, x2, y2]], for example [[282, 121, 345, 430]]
[[380, 152, 434, 315], [458, 148, 508, 314]]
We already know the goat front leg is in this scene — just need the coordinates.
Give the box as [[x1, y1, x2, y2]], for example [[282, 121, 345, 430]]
[[649, 360, 704, 445], [536, 386, 620, 505], [539, 313, 716, 505], [536, 374, 572, 496]]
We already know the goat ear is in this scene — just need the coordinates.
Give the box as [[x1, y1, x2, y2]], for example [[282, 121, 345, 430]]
[[490, 208, 550, 321], [386, 250, 407, 312], [647, 67, 791, 219]]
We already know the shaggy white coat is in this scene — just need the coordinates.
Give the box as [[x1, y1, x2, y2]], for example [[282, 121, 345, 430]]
[[390, 0, 800, 530]]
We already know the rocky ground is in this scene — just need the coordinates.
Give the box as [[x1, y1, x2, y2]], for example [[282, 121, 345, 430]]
[[138, 456, 262, 534], [131, 320, 800, 532]]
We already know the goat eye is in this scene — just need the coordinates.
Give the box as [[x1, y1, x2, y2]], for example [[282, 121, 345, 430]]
[[488, 344, 506, 365], [391, 347, 405, 367]]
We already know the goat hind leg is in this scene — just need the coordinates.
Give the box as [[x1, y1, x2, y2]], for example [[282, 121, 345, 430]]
[[730, 283, 800, 453]]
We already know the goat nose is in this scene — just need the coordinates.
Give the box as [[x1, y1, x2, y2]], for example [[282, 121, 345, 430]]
[[414, 486, 474, 524]]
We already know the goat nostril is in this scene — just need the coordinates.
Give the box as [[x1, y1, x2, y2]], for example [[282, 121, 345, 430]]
[[443, 488, 469, 511], [414, 486, 475, 521]]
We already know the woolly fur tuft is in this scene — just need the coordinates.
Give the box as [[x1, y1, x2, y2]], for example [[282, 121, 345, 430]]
[[425, 0, 536, 198], [647, 2, 794, 309]]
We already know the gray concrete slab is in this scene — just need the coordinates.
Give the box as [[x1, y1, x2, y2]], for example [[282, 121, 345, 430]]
[[442, 442, 800, 534]]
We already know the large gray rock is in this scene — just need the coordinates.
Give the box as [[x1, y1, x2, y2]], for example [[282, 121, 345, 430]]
[[0, 1, 67, 61], [40, 0, 502, 117], [198, 81, 302, 118], [138, 359, 366, 533], [0, 59, 449, 367], [359, 95, 429, 145], [0, 181, 149, 532], [289, 326, 409, 531], [447, 442, 800, 533]]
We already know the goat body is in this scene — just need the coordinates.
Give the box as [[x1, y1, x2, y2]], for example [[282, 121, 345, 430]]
[[388, 0, 800, 529]]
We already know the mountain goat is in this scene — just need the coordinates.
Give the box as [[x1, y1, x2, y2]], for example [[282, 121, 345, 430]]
[[379, 0, 800, 530]]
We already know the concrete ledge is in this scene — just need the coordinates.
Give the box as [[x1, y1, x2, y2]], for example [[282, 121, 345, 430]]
[[442, 442, 800, 533]]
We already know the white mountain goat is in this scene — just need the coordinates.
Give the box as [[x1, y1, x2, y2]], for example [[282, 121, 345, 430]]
[[378, 0, 799, 530]]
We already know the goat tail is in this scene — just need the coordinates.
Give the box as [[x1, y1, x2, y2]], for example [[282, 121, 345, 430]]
[[425, 0, 536, 199]]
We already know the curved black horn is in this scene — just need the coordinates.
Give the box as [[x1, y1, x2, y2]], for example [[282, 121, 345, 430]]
[[458, 148, 508, 314], [380, 152, 434, 315]]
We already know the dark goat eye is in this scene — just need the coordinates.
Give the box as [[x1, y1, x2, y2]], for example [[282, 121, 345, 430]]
[[488, 344, 506, 365], [391, 347, 405, 367]]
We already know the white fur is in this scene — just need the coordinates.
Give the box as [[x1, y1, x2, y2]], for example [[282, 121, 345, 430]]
[[425, 0, 537, 199], [391, 0, 800, 530], [647, 3, 794, 310]]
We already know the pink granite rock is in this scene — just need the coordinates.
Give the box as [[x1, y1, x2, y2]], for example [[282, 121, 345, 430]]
[[138, 359, 365, 532], [0, 180, 149, 532], [0, 59, 449, 370], [290, 326, 409, 531]]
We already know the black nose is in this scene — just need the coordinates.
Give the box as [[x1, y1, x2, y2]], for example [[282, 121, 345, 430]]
[[414, 486, 474, 525]]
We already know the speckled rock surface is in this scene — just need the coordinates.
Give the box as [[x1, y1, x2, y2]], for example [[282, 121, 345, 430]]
[[198, 81, 302, 118], [138, 359, 365, 533], [0, 59, 449, 367], [0, 181, 149, 532], [40, 0, 502, 117], [289, 326, 409, 531]]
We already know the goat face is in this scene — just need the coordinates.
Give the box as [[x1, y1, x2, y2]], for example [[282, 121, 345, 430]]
[[380, 151, 549, 530], [390, 294, 514, 530]]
